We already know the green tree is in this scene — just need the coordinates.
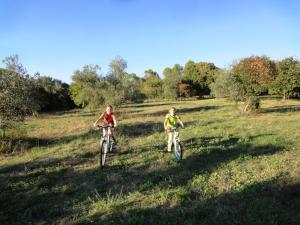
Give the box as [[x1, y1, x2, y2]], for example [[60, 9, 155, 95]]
[[105, 56, 128, 105], [232, 56, 277, 95], [70, 65, 106, 109], [122, 73, 146, 103], [270, 57, 300, 99], [163, 64, 182, 99], [179, 83, 192, 98], [142, 69, 162, 98], [144, 69, 160, 79], [210, 70, 232, 98], [210, 70, 245, 102], [35, 76, 75, 111], [2, 54, 27, 75], [70, 56, 145, 108], [183, 60, 218, 97], [142, 77, 163, 99], [106, 56, 145, 105], [230, 56, 277, 111], [109, 55, 127, 79], [0, 55, 39, 137]]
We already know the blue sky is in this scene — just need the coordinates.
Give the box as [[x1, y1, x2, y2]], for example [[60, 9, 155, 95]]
[[0, 0, 299, 83]]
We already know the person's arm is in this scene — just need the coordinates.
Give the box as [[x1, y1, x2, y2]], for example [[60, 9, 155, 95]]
[[178, 119, 184, 128], [112, 115, 117, 127], [164, 118, 168, 130], [94, 113, 104, 127]]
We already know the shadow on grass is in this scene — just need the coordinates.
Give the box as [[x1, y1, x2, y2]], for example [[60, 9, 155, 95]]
[[91, 178, 300, 225], [136, 105, 225, 118], [177, 105, 225, 114], [0, 133, 291, 225], [121, 102, 175, 109], [88, 134, 284, 200], [4, 118, 193, 153], [184, 134, 274, 149], [5, 104, 224, 153], [8, 128, 101, 151], [117, 121, 164, 137], [40, 110, 96, 119], [138, 136, 285, 189], [86, 137, 294, 225], [0, 156, 100, 225], [117, 121, 195, 138], [262, 105, 300, 113]]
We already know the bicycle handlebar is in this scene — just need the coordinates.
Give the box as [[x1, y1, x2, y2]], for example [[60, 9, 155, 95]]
[[168, 126, 184, 131], [94, 124, 114, 129]]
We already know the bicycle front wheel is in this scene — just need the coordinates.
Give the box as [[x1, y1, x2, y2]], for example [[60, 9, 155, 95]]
[[173, 141, 183, 161], [100, 140, 108, 167]]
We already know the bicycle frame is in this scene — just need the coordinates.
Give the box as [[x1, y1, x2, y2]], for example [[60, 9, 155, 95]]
[[169, 127, 183, 160], [96, 124, 114, 167]]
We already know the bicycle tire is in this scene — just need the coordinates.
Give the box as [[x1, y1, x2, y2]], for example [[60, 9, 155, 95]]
[[99, 139, 103, 167], [173, 141, 183, 161], [109, 141, 113, 153], [100, 140, 108, 167], [108, 136, 113, 153]]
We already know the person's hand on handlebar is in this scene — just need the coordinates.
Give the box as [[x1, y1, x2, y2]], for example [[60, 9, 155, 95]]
[[108, 123, 115, 128]]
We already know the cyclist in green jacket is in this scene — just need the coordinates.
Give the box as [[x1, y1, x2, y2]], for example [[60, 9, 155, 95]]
[[164, 107, 184, 152]]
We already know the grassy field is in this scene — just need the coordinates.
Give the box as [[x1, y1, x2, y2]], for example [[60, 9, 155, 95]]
[[0, 98, 300, 225]]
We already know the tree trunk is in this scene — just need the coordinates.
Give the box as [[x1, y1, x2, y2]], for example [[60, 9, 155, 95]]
[[283, 93, 286, 100], [2, 128, 5, 138], [243, 100, 250, 112]]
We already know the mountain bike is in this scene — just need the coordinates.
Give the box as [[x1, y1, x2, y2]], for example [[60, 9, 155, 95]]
[[95, 124, 114, 168], [169, 126, 183, 161]]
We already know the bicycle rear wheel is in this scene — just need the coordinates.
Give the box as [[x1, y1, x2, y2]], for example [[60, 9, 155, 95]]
[[109, 141, 113, 152], [108, 136, 113, 153], [173, 141, 183, 161]]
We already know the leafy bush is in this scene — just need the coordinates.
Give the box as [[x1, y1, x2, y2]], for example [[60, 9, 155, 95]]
[[210, 71, 245, 101], [34, 76, 75, 111], [162, 64, 182, 99], [141, 76, 163, 99], [210, 70, 232, 98], [70, 65, 106, 109], [232, 55, 277, 96], [0, 68, 39, 137], [0, 125, 28, 153], [270, 57, 300, 99], [183, 60, 218, 96], [243, 96, 260, 112]]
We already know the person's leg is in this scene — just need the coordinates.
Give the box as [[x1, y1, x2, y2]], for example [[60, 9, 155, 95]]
[[108, 127, 116, 142], [102, 128, 107, 137], [167, 132, 173, 152], [108, 127, 117, 151], [174, 131, 179, 139]]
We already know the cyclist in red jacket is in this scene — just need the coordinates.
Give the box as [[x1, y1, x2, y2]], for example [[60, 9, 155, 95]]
[[94, 105, 117, 143]]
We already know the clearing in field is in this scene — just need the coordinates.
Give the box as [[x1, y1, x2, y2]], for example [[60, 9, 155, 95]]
[[0, 99, 299, 225]]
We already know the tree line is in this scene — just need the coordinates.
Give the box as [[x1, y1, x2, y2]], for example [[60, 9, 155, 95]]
[[0, 55, 75, 138], [1, 54, 300, 139], [69, 55, 300, 109]]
